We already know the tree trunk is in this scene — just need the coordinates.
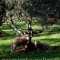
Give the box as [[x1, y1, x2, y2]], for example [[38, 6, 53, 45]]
[[0, 18, 3, 26], [27, 16, 32, 43], [8, 14, 23, 36]]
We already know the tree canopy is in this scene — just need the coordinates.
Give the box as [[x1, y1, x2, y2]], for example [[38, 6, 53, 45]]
[[0, 0, 6, 26]]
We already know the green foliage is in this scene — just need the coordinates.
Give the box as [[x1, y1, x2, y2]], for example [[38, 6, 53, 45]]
[[21, 0, 60, 26], [22, 0, 58, 16], [0, 0, 6, 26], [0, 0, 60, 59]]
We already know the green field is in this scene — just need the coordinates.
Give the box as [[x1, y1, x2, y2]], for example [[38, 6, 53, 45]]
[[0, 20, 60, 60]]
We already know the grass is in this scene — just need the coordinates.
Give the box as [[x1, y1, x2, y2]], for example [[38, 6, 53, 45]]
[[0, 20, 60, 59]]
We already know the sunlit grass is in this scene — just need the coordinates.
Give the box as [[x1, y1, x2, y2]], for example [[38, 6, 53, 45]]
[[32, 33, 60, 45], [32, 25, 40, 30], [0, 20, 60, 59]]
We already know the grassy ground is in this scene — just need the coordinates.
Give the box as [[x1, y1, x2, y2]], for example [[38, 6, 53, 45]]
[[0, 20, 60, 60]]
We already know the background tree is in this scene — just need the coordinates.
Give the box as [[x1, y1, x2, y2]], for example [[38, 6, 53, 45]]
[[0, 0, 60, 39], [21, 0, 60, 29], [0, 0, 6, 26]]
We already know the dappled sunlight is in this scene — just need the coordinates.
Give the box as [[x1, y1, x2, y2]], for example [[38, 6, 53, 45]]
[[0, 40, 11, 45], [32, 33, 60, 40], [0, 0, 60, 59], [2, 24, 10, 30], [52, 42, 60, 46], [2, 29, 13, 32], [32, 32, 60, 46], [32, 38, 60, 46], [0, 24, 60, 59], [2, 30, 15, 35], [49, 33, 60, 38], [32, 25, 40, 30], [41, 38, 60, 46], [14, 21, 26, 25]]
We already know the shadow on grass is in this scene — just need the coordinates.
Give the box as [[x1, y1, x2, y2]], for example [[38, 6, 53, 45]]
[[40, 32, 60, 36], [0, 44, 60, 59], [0, 35, 18, 40], [0, 30, 19, 40], [2, 21, 26, 30]]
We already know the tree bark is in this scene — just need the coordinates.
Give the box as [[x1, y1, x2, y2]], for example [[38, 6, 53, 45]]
[[0, 18, 3, 26], [26, 16, 32, 43], [7, 14, 23, 36]]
